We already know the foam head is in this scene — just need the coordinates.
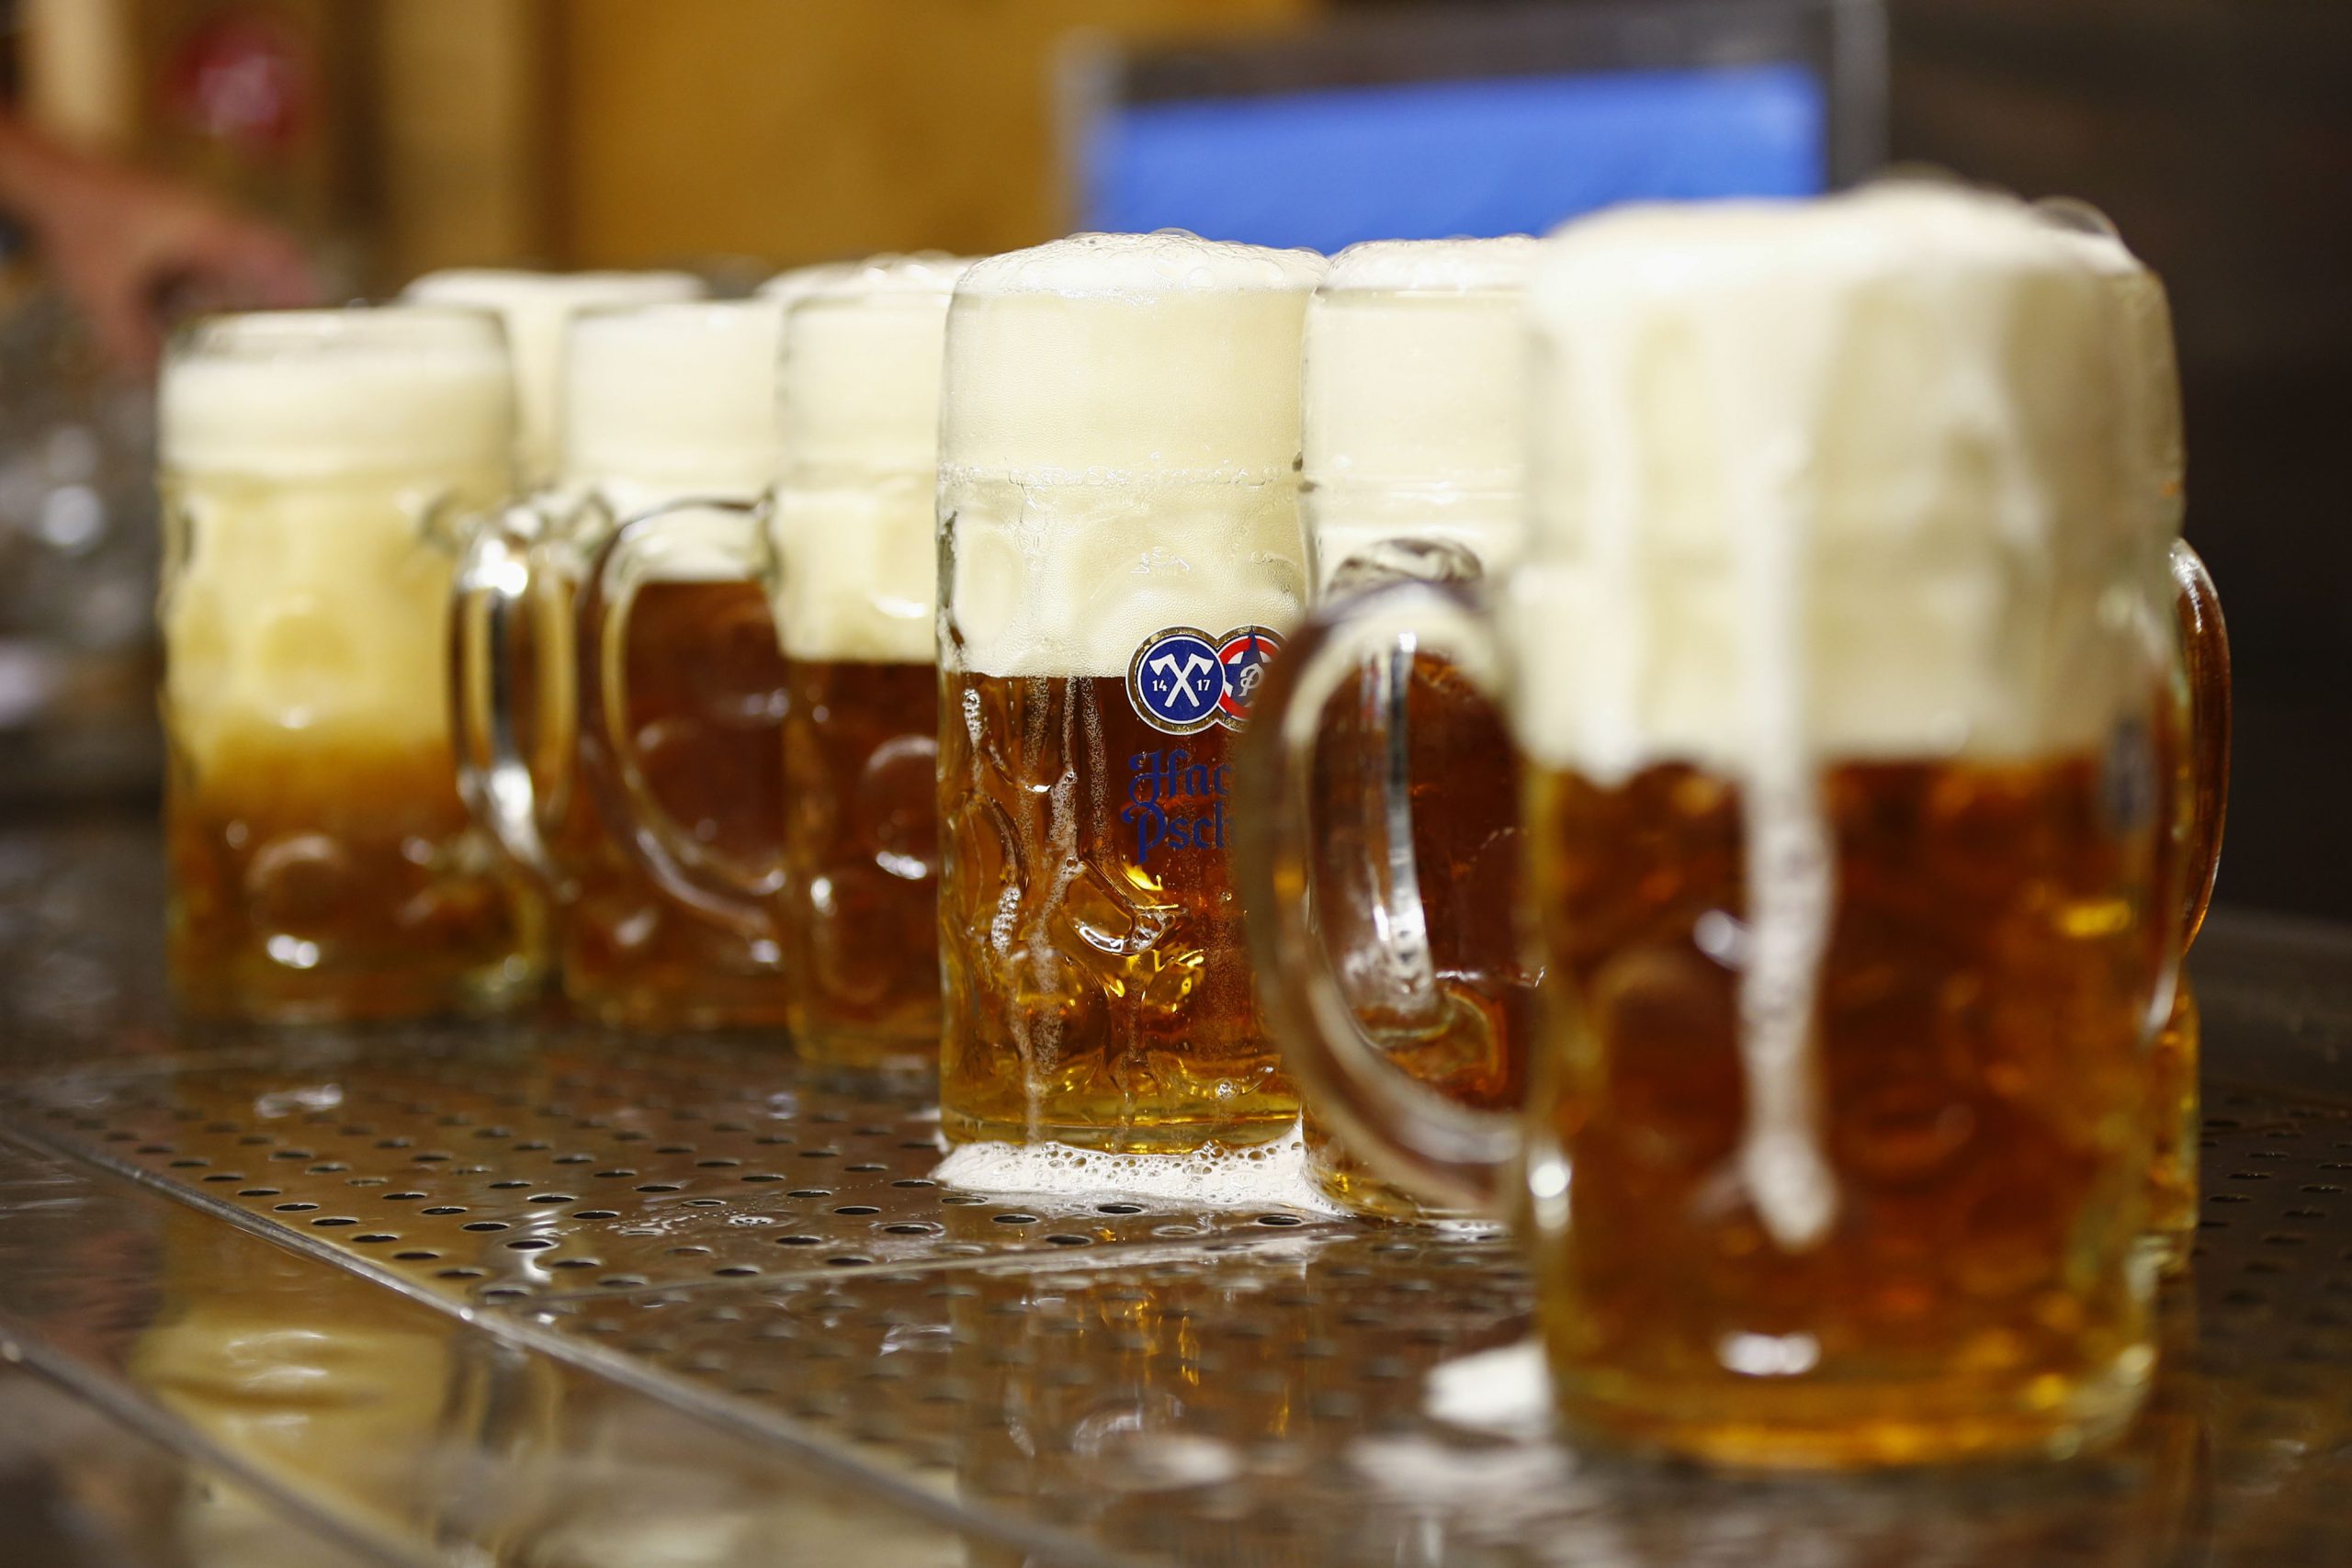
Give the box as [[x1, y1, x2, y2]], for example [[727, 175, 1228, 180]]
[[941, 231, 1326, 482], [403, 269, 704, 486], [938, 233, 1324, 677], [2033, 201, 2185, 540], [1305, 237, 1537, 588], [160, 308, 515, 768], [162, 306, 514, 479], [781, 254, 967, 473], [1514, 183, 2150, 775], [564, 299, 787, 496], [770, 255, 967, 666]]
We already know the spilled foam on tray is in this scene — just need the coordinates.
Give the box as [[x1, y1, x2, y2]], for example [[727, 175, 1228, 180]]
[[932, 1122, 1344, 1216]]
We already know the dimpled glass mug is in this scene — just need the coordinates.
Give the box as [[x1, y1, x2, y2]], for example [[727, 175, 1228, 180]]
[[1240, 186, 2205, 1468]]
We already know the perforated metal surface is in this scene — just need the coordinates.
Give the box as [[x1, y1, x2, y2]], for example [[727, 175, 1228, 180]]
[[4, 823, 2352, 1567]]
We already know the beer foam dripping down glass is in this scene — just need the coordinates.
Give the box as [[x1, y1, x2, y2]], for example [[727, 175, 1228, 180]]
[[1516, 186, 2149, 1251]]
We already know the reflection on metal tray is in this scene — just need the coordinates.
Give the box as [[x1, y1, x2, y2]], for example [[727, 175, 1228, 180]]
[[2, 821, 2350, 1566]]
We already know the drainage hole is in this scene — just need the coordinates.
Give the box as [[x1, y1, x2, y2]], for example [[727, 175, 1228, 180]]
[[461, 1221, 512, 1233], [272, 1202, 319, 1213], [421, 1205, 467, 1216], [392, 1250, 438, 1262], [572, 1209, 621, 1220]]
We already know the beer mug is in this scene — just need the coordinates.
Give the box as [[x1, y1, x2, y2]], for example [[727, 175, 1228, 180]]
[[161, 308, 543, 1021], [578, 257, 961, 1068], [453, 299, 794, 1031], [936, 232, 1325, 1150], [1293, 238, 1542, 1217], [404, 269, 705, 491], [1241, 186, 2188, 1466]]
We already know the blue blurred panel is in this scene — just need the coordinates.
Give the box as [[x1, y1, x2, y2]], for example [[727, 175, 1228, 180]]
[[1083, 64, 1826, 253]]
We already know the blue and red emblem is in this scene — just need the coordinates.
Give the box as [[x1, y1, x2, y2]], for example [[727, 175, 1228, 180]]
[[1127, 624, 1286, 736]]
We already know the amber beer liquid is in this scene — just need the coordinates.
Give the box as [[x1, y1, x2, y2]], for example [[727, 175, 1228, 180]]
[[939, 669, 1293, 1145], [163, 309, 543, 1021], [1529, 752, 2157, 1465], [560, 575, 790, 1025], [936, 233, 1324, 1149], [1300, 648, 1531, 1213], [779, 658, 939, 1066], [761, 260, 964, 1070]]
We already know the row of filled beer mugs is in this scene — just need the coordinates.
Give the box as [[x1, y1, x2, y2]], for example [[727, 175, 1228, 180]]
[[156, 179, 2229, 1467]]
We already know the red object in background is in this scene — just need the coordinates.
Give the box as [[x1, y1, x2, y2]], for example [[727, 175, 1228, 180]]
[[163, 9, 311, 154]]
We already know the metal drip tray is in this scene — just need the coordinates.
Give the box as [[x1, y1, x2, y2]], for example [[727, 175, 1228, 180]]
[[3, 824, 2352, 1567]]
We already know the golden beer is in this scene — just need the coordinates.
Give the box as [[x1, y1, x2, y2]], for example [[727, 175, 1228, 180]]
[[936, 233, 1324, 1149], [163, 309, 542, 1021], [1529, 751, 2158, 1466], [780, 657, 940, 1068], [938, 669, 1293, 1147]]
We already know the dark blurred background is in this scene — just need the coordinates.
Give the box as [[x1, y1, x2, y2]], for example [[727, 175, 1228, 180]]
[[0, 0, 2343, 919]]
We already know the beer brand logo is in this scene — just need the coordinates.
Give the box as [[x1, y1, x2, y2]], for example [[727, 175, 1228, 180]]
[[1127, 625, 1285, 736]]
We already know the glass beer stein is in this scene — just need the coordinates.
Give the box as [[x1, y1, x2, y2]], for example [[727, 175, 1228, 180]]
[[404, 268, 705, 491], [452, 299, 794, 1031], [1241, 186, 2188, 1466], [577, 258, 962, 1068], [935, 232, 1325, 1151], [1293, 237, 1541, 1218], [161, 308, 543, 1021]]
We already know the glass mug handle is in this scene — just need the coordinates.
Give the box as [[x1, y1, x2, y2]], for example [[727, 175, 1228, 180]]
[[576, 496, 786, 941], [450, 501, 565, 886], [1235, 577, 1522, 1213], [2170, 539, 2230, 949]]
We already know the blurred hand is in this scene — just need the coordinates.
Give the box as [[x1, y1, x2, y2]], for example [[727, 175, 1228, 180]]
[[0, 117, 319, 375]]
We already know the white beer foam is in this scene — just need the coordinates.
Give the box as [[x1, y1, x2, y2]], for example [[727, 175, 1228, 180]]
[[781, 254, 967, 473], [1306, 236, 1536, 491], [161, 310, 513, 765], [932, 1122, 1343, 1216], [1512, 182, 2146, 777], [1305, 237, 1536, 592], [162, 308, 513, 479], [404, 268, 703, 486], [941, 474, 1308, 679], [2041, 214, 2184, 540], [940, 233, 1317, 678], [770, 255, 966, 664], [563, 299, 786, 496], [941, 231, 1323, 483]]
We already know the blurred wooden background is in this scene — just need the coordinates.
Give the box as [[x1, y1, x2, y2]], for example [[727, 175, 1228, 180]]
[[17, 0, 1315, 288]]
